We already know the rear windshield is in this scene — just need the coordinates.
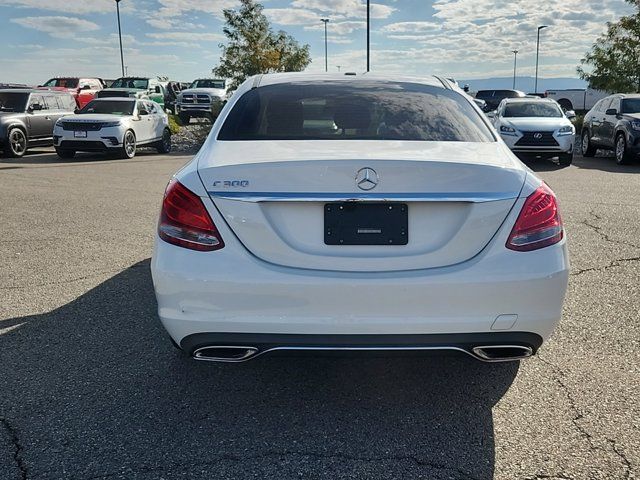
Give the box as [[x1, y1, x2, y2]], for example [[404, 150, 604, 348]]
[[218, 81, 494, 142], [191, 79, 225, 89], [110, 78, 149, 89], [0, 92, 28, 112], [504, 102, 563, 118], [621, 98, 640, 114], [79, 100, 135, 115], [475, 91, 493, 99], [43, 78, 79, 88]]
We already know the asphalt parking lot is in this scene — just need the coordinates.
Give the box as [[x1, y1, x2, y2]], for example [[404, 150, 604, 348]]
[[1, 148, 638, 480]]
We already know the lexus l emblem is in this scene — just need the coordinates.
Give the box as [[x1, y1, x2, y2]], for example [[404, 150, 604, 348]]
[[534, 133, 543, 139], [355, 167, 379, 190]]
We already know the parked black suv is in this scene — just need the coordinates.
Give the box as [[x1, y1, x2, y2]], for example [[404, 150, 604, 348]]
[[581, 94, 640, 165], [475, 89, 526, 111], [0, 89, 76, 158]]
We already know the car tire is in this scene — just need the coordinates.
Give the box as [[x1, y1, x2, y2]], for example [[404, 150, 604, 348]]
[[179, 113, 190, 125], [615, 133, 634, 165], [558, 153, 573, 167], [581, 130, 596, 157], [5, 127, 28, 158], [156, 128, 172, 154], [55, 148, 76, 159], [119, 130, 137, 159]]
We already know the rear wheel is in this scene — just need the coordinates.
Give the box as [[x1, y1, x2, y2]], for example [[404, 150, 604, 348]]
[[179, 112, 190, 125], [119, 130, 136, 159], [55, 148, 75, 159], [581, 130, 596, 157], [615, 133, 634, 165], [558, 152, 573, 167], [6, 128, 27, 158], [156, 128, 172, 154]]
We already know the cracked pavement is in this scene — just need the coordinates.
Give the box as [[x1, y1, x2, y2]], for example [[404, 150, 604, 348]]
[[1, 149, 638, 479]]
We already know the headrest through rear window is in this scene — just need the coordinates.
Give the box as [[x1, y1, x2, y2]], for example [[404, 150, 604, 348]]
[[334, 102, 371, 130]]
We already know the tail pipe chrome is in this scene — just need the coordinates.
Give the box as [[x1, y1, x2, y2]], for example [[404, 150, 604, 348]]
[[193, 346, 259, 363], [471, 345, 533, 362]]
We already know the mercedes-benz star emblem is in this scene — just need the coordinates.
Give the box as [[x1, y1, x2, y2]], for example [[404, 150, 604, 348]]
[[355, 167, 379, 191], [534, 132, 543, 140]]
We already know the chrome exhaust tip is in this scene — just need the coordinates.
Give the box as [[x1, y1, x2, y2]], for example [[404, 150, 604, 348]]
[[193, 346, 259, 363], [471, 345, 533, 362]]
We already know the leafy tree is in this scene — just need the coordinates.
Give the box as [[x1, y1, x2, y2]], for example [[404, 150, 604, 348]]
[[213, 0, 311, 91], [578, 0, 640, 93]]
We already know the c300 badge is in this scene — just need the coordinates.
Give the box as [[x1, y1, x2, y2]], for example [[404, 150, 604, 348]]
[[212, 180, 249, 187]]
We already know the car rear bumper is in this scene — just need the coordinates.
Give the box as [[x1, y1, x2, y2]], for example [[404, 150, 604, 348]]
[[151, 196, 570, 355]]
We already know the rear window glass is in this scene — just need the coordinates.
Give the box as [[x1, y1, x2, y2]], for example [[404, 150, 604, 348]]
[[622, 98, 640, 114], [475, 91, 493, 99], [0, 92, 28, 112], [43, 78, 79, 88], [218, 81, 494, 142]]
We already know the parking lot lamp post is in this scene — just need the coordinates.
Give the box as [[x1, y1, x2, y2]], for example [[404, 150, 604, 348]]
[[321, 18, 329, 72], [512, 50, 518, 89], [535, 25, 548, 94], [366, 0, 370, 71], [115, 0, 125, 77]]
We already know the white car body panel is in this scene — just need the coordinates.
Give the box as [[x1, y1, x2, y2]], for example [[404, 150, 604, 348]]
[[151, 73, 570, 361]]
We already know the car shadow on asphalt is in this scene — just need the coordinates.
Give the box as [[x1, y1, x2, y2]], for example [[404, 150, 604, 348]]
[[525, 153, 640, 174], [0, 260, 519, 480], [0, 149, 187, 166]]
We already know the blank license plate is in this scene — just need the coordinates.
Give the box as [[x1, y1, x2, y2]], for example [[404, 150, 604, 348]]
[[74, 131, 87, 138], [324, 203, 408, 245]]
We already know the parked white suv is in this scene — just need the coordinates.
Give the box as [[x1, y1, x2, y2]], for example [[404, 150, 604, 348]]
[[53, 98, 171, 159], [492, 97, 576, 166]]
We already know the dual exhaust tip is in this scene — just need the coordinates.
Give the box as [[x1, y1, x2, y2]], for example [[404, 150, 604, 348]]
[[192, 344, 533, 363]]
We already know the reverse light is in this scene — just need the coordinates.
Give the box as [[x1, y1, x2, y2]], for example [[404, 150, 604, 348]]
[[158, 179, 224, 251], [506, 183, 563, 252]]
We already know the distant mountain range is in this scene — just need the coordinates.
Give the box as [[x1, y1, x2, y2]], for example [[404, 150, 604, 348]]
[[458, 76, 587, 93]]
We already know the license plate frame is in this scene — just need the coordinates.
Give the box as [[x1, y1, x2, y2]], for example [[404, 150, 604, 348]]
[[324, 202, 408, 246]]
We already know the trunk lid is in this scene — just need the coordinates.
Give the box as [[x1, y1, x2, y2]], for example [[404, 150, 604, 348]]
[[199, 140, 526, 272]]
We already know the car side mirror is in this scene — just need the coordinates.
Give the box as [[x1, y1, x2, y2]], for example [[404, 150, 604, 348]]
[[565, 110, 577, 120], [605, 108, 618, 116], [29, 103, 43, 111], [139, 110, 149, 116]]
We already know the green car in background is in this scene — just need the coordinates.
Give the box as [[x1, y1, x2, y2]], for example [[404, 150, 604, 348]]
[[97, 77, 166, 109]]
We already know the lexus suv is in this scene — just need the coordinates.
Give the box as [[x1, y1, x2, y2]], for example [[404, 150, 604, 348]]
[[581, 93, 640, 165], [0, 89, 76, 157], [151, 73, 569, 364]]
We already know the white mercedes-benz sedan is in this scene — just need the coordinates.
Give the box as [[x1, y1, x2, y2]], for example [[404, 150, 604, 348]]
[[53, 98, 171, 159], [151, 73, 569, 364], [492, 97, 576, 166]]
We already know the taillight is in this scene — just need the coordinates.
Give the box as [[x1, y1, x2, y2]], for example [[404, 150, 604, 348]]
[[158, 179, 224, 251], [506, 183, 563, 252]]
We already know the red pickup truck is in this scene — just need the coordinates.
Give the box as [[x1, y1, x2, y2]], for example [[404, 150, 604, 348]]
[[39, 77, 106, 109]]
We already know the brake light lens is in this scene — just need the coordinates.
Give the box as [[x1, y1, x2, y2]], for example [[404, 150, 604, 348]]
[[158, 179, 224, 251], [506, 183, 563, 252]]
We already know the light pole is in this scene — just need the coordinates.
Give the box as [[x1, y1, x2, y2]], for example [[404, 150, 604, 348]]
[[535, 25, 548, 94], [366, 0, 370, 71], [115, 0, 125, 77], [321, 18, 329, 72], [512, 50, 518, 89]]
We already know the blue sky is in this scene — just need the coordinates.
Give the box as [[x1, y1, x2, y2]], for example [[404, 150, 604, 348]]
[[0, 0, 633, 85]]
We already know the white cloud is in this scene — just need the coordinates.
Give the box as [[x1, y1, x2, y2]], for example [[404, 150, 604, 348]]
[[306, 20, 366, 35], [146, 32, 225, 42], [11, 16, 100, 38], [0, 0, 115, 14], [291, 0, 395, 19], [264, 8, 327, 25], [381, 22, 442, 34]]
